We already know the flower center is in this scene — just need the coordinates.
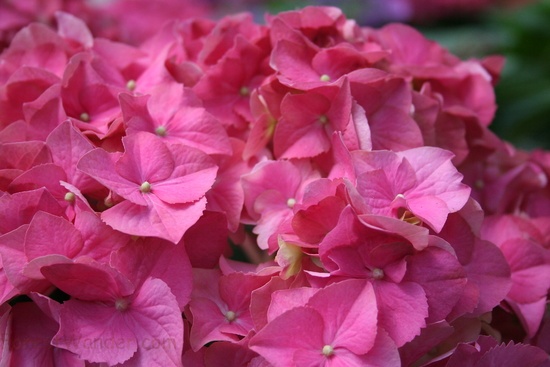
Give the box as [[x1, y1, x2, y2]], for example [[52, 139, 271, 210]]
[[126, 79, 136, 91], [115, 298, 130, 311], [140, 181, 152, 193], [320, 74, 331, 82], [64, 192, 75, 202], [104, 196, 114, 208], [155, 126, 167, 137], [319, 115, 328, 124], [372, 268, 384, 280], [322, 344, 334, 357], [397, 208, 421, 225], [225, 310, 237, 322], [286, 198, 296, 208], [239, 86, 250, 96], [79, 112, 90, 122]]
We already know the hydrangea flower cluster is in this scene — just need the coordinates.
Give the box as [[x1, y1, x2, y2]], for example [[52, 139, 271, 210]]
[[0, 5, 549, 367]]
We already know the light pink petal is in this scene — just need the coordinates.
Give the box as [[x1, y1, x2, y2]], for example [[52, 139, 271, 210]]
[[0, 188, 64, 235], [0, 225, 51, 294], [116, 132, 175, 184], [101, 195, 207, 244], [0, 259, 18, 304], [23, 254, 73, 279], [249, 307, 325, 367], [501, 239, 550, 304], [308, 279, 378, 355], [55, 12, 93, 49], [45, 120, 95, 184], [360, 328, 400, 367], [151, 143, 217, 204], [164, 106, 232, 155], [267, 287, 319, 322], [510, 298, 548, 338], [78, 148, 146, 205], [406, 195, 450, 233], [8, 163, 67, 198], [399, 147, 470, 214]]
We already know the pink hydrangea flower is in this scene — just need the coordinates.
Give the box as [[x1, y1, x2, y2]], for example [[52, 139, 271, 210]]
[[349, 146, 471, 232], [78, 131, 218, 243], [42, 260, 184, 366], [249, 279, 400, 367]]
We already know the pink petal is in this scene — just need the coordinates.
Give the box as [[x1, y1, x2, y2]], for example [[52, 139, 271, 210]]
[[373, 281, 428, 346], [55, 12, 93, 49], [78, 148, 145, 205], [24, 211, 83, 260], [53, 298, 138, 365], [41, 262, 135, 301], [249, 307, 325, 367], [101, 195, 207, 244], [110, 237, 193, 310], [116, 132, 175, 184], [118, 278, 184, 367], [151, 143, 218, 204], [307, 279, 378, 355]]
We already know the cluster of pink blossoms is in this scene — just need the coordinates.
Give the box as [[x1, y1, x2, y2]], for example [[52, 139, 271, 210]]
[[0, 5, 549, 367]]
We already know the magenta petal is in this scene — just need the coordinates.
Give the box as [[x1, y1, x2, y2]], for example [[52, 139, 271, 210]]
[[404, 246, 467, 322], [373, 281, 428, 346], [188, 297, 239, 351], [463, 239, 511, 315], [10, 301, 61, 366], [52, 298, 138, 365], [121, 278, 184, 367], [110, 237, 192, 310], [41, 262, 135, 301]]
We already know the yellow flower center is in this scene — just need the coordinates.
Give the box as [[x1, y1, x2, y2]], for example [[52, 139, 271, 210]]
[[64, 192, 75, 202], [322, 345, 334, 356], [155, 126, 167, 137], [126, 79, 136, 91], [79, 112, 90, 122], [225, 310, 237, 322], [140, 181, 152, 193]]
